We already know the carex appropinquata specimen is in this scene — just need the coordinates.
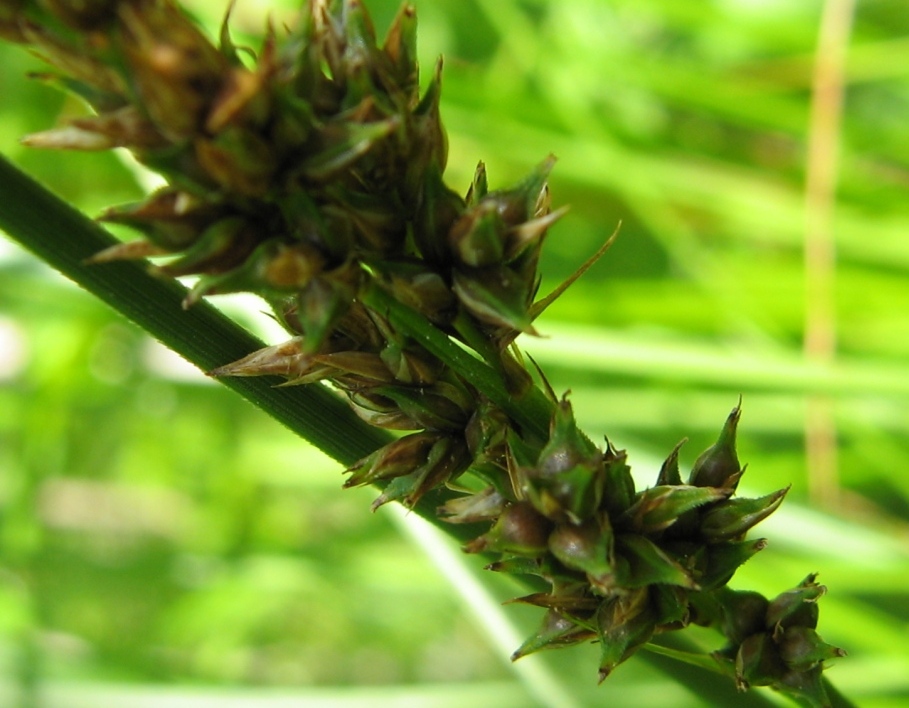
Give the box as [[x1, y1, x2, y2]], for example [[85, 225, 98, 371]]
[[0, 0, 845, 702]]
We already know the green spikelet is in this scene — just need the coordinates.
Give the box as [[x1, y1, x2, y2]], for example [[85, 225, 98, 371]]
[[517, 397, 605, 523], [595, 589, 656, 682], [547, 514, 616, 593], [689, 402, 743, 490], [713, 576, 845, 705], [464, 502, 552, 557], [511, 609, 596, 660]]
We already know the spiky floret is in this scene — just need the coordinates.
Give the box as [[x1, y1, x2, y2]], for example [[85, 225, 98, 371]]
[[10, 0, 561, 352], [444, 401, 842, 703], [3, 0, 842, 697]]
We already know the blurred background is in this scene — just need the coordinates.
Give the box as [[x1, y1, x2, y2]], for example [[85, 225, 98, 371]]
[[1, 0, 908, 706]]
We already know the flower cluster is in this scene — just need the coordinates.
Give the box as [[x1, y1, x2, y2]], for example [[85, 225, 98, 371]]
[[1, 0, 844, 701], [706, 575, 846, 705]]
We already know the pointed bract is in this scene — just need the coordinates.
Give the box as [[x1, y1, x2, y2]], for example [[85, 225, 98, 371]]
[[596, 589, 656, 682], [656, 439, 686, 486], [625, 484, 729, 534], [699, 486, 789, 543], [690, 403, 742, 490], [512, 609, 596, 661]]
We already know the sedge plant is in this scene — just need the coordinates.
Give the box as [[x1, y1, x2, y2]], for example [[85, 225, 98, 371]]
[[0, 0, 852, 705]]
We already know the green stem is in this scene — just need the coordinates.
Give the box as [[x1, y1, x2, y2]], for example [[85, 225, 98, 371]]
[[452, 306, 506, 371], [0, 154, 391, 466], [644, 636, 775, 707], [361, 280, 555, 440], [645, 636, 857, 708]]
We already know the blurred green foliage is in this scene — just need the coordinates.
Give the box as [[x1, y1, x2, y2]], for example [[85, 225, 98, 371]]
[[1, 0, 908, 706]]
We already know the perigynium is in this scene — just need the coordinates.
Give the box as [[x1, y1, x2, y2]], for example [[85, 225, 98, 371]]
[[0, 0, 845, 703]]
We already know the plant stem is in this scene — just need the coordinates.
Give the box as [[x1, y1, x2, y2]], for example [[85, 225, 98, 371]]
[[644, 636, 775, 707], [0, 153, 391, 466], [646, 635, 857, 708]]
